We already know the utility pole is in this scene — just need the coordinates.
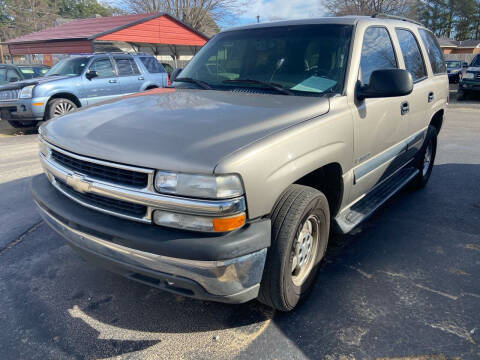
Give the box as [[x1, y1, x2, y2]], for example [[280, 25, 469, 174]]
[[0, 36, 3, 64]]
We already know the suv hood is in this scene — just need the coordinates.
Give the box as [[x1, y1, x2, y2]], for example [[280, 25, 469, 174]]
[[41, 89, 330, 173], [0, 75, 71, 90]]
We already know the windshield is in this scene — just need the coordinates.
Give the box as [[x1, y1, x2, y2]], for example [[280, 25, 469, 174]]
[[45, 57, 89, 77], [177, 24, 353, 96], [446, 61, 461, 68], [471, 56, 480, 67]]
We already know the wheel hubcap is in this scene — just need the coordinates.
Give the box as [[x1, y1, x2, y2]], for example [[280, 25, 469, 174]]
[[53, 101, 75, 117], [422, 141, 433, 176], [291, 215, 320, 286]]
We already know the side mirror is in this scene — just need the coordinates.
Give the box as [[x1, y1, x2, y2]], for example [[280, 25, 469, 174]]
[[463, 62, 468, 68], [356, 69, 413, 101], [9, 77, 19, 82], [170, 68, 183, 82], [85, 70, 98, 80]]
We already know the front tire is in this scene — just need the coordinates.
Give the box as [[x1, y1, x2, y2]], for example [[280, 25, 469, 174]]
[[258, 185, 330, 311], [47, 98, 77, 120], [7, 120, 38, 128]]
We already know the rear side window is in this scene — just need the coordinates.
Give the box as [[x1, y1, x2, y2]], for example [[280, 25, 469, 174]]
[[115, 58, 140, 76], [6, 69, 21, 82], [139, 57, 165, 73], [395, 29, 427, 82], [359, 27, 397, 84], [419, 29, 446, 74]]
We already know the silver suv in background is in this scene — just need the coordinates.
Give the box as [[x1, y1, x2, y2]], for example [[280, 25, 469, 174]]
[[0, 53, 169, 128], [32, 15, 448, 311]]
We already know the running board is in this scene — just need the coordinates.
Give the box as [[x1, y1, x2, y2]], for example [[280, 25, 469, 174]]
[[334, 167, 419, 234]]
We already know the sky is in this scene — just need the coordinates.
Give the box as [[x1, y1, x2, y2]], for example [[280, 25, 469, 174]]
[[225, 0, 327, 28]]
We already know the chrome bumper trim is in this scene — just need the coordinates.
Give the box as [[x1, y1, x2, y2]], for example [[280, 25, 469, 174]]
[[39, 150, 246, 223], [37, 202, 266, 298]]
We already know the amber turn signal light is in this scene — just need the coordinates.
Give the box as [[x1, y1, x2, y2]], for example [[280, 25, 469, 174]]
[[212, 213, 246, 232]]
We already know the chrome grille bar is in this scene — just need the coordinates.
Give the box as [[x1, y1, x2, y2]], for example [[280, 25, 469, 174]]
[[39, 141, 246, 223]]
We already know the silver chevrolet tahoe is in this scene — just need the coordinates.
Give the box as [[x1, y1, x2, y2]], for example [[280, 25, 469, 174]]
[[31, 15, 448, 311]]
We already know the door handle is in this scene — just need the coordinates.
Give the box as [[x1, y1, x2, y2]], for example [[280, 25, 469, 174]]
[[109, 79, 117, 83], [138, 76, 145, 80], [428, 92, 434, 103], [400, 101, 409, 115]]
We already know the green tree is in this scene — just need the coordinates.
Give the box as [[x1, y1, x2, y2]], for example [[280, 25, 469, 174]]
[[53, 0, 119, 18]]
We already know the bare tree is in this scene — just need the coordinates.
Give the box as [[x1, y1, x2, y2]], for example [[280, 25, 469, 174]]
[[324, 0, 418, 18], [121, 0, 245, 34]]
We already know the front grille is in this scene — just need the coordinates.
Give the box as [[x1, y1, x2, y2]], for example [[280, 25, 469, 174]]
[[52, 149, 148, 188], [0, 89, 20, 101], [56, 179, 147, 218]]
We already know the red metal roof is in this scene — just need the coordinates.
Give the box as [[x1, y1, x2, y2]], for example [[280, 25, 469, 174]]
[[6, 13, 208, 45]]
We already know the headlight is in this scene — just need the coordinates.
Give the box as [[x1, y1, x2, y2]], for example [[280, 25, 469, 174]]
[[19, 85, 35, 99], [38, 140, 51, 158], [463, 72, 474, 79], [154, 171, 244, 199]]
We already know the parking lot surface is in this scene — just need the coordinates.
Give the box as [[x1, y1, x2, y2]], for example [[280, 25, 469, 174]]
[[0, 105, 479, 360]]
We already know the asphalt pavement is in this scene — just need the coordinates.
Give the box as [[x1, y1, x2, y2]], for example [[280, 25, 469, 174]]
[[0, 104, 479, 360]]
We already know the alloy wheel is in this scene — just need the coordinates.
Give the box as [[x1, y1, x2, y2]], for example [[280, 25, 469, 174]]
[[291, 214, 320, 287]]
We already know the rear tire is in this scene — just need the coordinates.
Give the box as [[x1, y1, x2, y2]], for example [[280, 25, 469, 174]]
[[457, 88, 469, 101], [47, 98, 77, 120], [258, 184, 330, 311], [410, 126, 437, 189]]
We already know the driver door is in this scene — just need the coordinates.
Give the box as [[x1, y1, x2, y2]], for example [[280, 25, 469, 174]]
[[349, 26, 410, 203], [83, 57, 120, 105]]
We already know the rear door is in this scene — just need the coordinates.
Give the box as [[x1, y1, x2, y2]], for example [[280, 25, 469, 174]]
[[113, 55, 143, 94], [418, 29, 449, 127], [138, 56, 167, 87], [84, 57, 120, 104], [393, 27, 430, 157]]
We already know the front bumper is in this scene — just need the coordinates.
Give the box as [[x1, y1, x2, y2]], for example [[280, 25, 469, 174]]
[[31, 174, 270, 303], [460, 80, 480, 92], [0, 97, 47, 121]]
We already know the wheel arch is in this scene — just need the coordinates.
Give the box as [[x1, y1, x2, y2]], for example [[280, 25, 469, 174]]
[[429, 109, 444, 134], [293, 162, 344, 217], [47, 92, 82, 108]]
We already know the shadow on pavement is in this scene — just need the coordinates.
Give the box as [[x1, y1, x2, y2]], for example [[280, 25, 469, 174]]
[[270, 163, 480, 359], [0, 163, 479, 359]]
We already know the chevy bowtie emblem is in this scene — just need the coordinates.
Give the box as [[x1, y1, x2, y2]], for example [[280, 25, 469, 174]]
[[66, 173, 91, 194]]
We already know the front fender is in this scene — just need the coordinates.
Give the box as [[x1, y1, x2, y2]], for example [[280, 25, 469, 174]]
[[215, 98, 354, 219]]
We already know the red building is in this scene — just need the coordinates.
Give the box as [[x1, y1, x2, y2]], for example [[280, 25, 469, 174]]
[[5, 13, 209, 66]]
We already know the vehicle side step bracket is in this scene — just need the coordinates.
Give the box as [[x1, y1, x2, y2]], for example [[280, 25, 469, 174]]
[[334, 167, 419, 234]]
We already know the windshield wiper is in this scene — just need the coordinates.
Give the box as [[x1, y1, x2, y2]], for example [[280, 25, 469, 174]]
[[222, 79, 294, 95], [174, 77, 213, 90]]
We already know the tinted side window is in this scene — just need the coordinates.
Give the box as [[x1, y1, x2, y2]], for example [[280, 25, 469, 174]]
[[359, 27, 397, 84], [90, 59, 115, 78], [115, 58, 140, 76], [139, 57, 165, 73], [419, 29, 446, 74], [395, 29, 427, 81], [7, 69, 21, 82]]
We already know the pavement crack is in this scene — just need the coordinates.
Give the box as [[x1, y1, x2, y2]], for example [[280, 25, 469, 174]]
[[428, 322, 476, 344], [0, 221, 43, 255], [413, 284, 459, 301]]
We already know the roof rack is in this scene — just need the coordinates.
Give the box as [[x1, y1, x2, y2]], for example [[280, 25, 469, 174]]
[[372, 13, 423, 26], [92, 51, 153, 55]]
